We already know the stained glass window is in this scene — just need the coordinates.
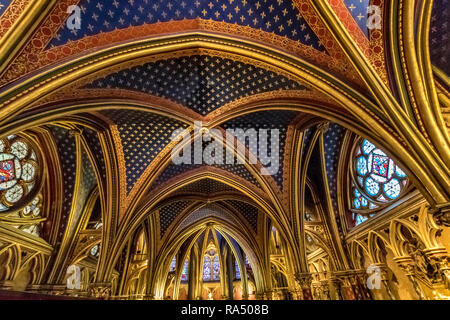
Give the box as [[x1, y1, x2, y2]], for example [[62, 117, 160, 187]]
[[245, 255, 253, 276], [203, 256, 211, 281], [352, 212, 376, 226], [212, 256, 220, 281], [352, 185, 378, 211], [0, 135, 42, 213], [16, 195, 43, 237], [181, 260, 189, 281], [353, 139, 407, 202], [235, 260, 241, 280], [202, 244, 220, 282], [170, 257, 176, 272], [351, 138, 408, 225]]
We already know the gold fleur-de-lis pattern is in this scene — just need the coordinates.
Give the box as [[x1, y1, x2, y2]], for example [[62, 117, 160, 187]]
[[87, 55, 306, 116], [102, 109, 189, 193], [50, 0, 324, 51]]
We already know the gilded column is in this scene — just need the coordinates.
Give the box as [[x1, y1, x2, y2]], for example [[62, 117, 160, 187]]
[[320, 280, 331, 300], [394, 257, 426, 300], [354, 270, 373, 300], [329, 277, 343, 300], [295, 273, 313, 300]]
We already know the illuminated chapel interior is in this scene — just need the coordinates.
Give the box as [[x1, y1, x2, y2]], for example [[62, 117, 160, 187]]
[[0, 0, 449, 300]]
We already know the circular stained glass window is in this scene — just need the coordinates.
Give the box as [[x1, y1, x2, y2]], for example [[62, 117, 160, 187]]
[[352, 139, 408, 204], [0, 135, 42, 213]]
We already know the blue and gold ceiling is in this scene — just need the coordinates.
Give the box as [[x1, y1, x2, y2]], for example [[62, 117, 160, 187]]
[[301, 124, 317, 165], [160, 200, 193, 237], [222, 110, 298, 188], [152, 162, 262, 191], [323, 123, 347, 217], [49, 126, 99, 247], [430, 0, 449, 75], [87, 55, 307, 116], [175, 178, 235, 194], [49, 126, 77, 244], [102, 109, 189, 193], [0, 0, 11, 17], [226, 200, 258, 232], [49, 0, 324, 52], [83, 127, 107, 183], [343, 0, 370, 37]]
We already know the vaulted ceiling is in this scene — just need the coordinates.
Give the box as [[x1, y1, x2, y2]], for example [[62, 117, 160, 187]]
[[0, 0, 448, 289]]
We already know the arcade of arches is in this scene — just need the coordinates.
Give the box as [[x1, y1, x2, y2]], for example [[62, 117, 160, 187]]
[[0, 0, 449, 300]]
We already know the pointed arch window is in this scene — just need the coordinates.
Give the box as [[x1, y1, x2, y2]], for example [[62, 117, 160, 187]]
[[170, 257, 176, 272], [202, 256, 212, 281], [181, 259, 189, 281], [235, 260, 241, 280], [212, 256, 220, 281], [202, 244, 220, 282]]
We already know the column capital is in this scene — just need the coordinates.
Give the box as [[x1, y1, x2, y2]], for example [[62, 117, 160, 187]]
[[393, 257, 417, 276], [68, 127, 83, 137], [431, 203, 450, 227], [294, 272, 312, 288], [317, 122, 330, 134], [88, 283, 112, 299]]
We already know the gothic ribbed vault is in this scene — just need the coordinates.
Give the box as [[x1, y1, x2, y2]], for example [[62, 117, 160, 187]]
[[0, 0, 449, 301]]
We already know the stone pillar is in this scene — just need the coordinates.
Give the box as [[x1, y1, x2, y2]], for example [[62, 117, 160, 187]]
[[329, 277, 343, 300], [320, 280, 331, 300], [423, 249, 450, 298], [432, 203, 450, 227], [394, 257, 426, 300], [424, 249, 450, 288], [363, 264, 397, 300], [240, 262, 249, 300], [378, 265, 397, 300], [339, 276, 356, 300], [264, 290, 273, 300], [295, 273, 313, 300], [187, 249, 198, 300], [348, 274, 365, 300], [311, 284, 322, 300], [225, 251, 234, 300], [354, 270, 373, 300]]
